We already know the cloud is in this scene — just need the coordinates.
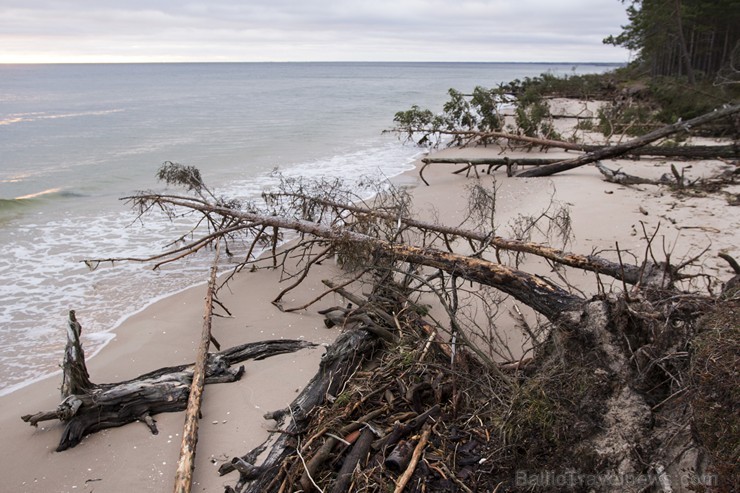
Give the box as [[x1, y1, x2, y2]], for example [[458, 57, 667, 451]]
[[0, 0, 630, 63]]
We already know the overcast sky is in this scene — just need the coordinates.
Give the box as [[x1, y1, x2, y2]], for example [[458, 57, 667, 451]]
[[0, 0, 631, 64]]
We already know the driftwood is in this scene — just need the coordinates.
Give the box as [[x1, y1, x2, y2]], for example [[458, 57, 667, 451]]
[[393, 424, 432, 493], [330, 426, 376, 493], [298, 407, 388, 491], [517, 104, 740, 177], [595, 162, 670, 186], [61, 310, 93, 397], [220, 284, 451, 493], [173, 246, 220, 493], [21, 312, 315, 452]]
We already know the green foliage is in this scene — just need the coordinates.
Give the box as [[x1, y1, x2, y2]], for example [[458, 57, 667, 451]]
[[392, 78, 590, 147], [443, 88, 478, 131], [574, 119, 595, 131], [393, 85, 507, 147], [392, 105, 446, 147], [512, 87, 561, 140], [595, 75, 739, 137], [597, 100, 659, 136], [648, 77, 736, 122], [501, 71, 619, 100], [470, 86, 505, 132]]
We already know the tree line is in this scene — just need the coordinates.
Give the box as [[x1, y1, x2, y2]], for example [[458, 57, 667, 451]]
[[604, 0, 740, 84]]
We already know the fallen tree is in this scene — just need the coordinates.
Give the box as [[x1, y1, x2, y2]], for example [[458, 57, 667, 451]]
[[216, 267, 740, 493], [393, 103, 739, 158], [110, 191, 588, 320], [394, 103, 739, 178]]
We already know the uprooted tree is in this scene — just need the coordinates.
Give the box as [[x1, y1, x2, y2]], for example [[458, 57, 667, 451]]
[[22, 161, 739, 492]]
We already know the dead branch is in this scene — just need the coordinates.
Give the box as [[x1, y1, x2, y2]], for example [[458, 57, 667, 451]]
[[393, 424, 432, 493], [61, 310, 93, 398], [330, 426, 376, 493], [221, 328, 381, 493]]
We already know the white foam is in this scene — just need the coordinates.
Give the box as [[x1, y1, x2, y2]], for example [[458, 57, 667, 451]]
[[0, 139, 420, 396]]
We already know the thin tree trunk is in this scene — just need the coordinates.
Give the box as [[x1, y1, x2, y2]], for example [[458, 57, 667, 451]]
[[674, 0, 697, 84], [174, 245, 221, 493], [422, 145, 738, 164]]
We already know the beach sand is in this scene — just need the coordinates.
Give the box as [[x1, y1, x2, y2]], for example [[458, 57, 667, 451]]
[[1, 106, 737, 491]]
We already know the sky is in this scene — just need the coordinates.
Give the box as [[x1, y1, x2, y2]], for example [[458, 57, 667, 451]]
[[0, 0, 631, 64]]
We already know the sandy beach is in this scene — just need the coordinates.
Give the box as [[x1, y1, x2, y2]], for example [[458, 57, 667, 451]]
[[1, 101, 737, 492]]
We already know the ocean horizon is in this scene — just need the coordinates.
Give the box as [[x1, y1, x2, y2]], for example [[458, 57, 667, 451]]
[[0, 61, 619, 395]]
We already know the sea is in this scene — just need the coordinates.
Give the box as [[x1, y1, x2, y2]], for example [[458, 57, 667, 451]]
[[0, 62, 617, 396]]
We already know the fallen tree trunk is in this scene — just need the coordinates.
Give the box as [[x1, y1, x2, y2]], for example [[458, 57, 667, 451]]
[[173, 246, 220, 493], [396, 123, 739, 159], [421, 143, 738, 170], [384, 242, 583, 319], [418, 157, 563, 183], [582, 143, 738, 159], [422, 157, 565, 165], [269, 192, 664, 287], [21, 313, 316, 452], [517, 104, 740, 177], [419, 145, 737, 183], [119, 195, 585, 320]]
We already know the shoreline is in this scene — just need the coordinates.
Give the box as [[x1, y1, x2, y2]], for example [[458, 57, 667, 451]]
[[2, 110, 737, 490], [0, 149, 423, 399]]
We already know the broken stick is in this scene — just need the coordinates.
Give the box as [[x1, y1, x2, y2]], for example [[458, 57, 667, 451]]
[[393, 424, 432, 493]]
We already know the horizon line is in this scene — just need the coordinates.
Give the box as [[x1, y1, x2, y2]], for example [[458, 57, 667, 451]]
[[0, 60, 626, 66]]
